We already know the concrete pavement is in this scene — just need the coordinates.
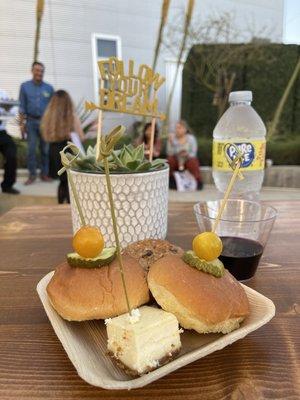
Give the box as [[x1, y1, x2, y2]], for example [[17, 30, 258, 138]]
[[13, 175, 300, 201], [1, 174, 300, 216]]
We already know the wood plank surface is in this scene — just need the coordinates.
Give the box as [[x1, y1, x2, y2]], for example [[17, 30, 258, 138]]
[[0, 202, 299, 400]]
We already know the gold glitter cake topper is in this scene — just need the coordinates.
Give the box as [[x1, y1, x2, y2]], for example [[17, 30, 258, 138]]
[[85, 57, 166, 120], [85, 57, 166, 162]]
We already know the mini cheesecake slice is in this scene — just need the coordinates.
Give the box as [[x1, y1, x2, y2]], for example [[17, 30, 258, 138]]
[[105, 306, 182, 376]]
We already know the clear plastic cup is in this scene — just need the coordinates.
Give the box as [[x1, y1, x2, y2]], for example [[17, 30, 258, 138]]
[[193, 200, 277, 281]]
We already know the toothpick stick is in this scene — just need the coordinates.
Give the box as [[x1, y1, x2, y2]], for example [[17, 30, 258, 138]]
[[149, 89, 158, 162], [103, 156, 132, 315], [96, 80, 104, 162], [67, 170, 86, 227], [212, 160, 241, 233], [96, 110, 103, 162], [149, 116, 156, 162], [58, 143, 86, 227]]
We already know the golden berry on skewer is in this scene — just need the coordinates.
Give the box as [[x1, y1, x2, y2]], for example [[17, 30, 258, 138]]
[[192, 232, 223, 262], [73, 226, 104, 259]]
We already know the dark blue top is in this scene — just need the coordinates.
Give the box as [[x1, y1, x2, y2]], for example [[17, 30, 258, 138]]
[[19, 80, 54, 118]]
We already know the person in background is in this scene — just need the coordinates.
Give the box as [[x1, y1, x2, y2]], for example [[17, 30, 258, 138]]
[[41, 89, 85, 204], [0, 89, 19, 194], [167, 119, 203, 190], [19, 61, 54, 185], [136, 122, 161, 158]]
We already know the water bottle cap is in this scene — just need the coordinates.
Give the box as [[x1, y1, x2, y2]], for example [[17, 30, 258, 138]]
[[229, 91, 253, 103]]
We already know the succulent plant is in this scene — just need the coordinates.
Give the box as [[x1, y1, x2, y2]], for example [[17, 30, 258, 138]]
[[70, 142, 167, 174]]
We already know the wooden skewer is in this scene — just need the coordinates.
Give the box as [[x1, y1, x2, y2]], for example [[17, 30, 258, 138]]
[[212, 160, 242, 233], [67, 170, 86, 227], [96, 110, 103, 162], [149, 116, 156, 162], [96, 80, 104, 162], [149, 88, 158, 162], [58, 144, 86, 227], [103, 155, 132, 315]]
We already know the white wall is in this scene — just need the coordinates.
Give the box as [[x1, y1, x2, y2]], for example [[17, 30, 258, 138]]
[[0, 0, 284, 131]]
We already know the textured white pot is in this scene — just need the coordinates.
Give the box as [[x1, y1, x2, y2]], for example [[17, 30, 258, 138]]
[[69, 167, 169, 247]]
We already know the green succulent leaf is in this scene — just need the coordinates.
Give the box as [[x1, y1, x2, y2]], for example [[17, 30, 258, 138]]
[[86, 146, 95, 157], [121, 146, 134, 164], [150, 159, 166, 170], [68, 126, 167, 174], [133, 144, 144, 161], [126, 144, 135, 156], [152, 158, 166, 165], [136, 161, 152, 172], [111, 152, 126, 169], [126, 160, 141, 170]]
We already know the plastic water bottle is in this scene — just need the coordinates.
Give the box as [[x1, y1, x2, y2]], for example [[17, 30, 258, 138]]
[[212, 91, 266, 200]]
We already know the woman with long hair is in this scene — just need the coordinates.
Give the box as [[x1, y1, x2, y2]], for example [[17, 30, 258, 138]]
[[167, 119, 203, 189], [41, 89, 85, 203], [136, 122, 162, 158]]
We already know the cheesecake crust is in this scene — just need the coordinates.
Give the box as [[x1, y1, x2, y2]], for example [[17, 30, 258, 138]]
[[108, 347, 181, 377]]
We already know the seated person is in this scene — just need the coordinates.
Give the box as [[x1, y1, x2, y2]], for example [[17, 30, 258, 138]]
[[167, 120, 203, 190], [136, 122, 161, 159]]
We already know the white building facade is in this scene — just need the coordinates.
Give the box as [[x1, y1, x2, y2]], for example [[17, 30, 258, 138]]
[[0, 0, 284, 131]]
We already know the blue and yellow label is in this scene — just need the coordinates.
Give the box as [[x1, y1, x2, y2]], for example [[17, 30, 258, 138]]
[[213, 139, 266, 171]]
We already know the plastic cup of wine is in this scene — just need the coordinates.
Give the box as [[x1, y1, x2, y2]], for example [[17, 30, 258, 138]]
[[193, 199, 277, 281]]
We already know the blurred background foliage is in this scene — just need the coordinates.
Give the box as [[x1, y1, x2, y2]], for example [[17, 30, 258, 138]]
[[182, 43, 300, 137]]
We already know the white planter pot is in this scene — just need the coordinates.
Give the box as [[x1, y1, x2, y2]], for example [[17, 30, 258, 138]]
[[69, 167, 169, 247]]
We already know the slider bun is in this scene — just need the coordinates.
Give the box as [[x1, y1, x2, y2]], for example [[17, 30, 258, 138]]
[[148, 254, 250, 334], [47, 256, 150, 321]]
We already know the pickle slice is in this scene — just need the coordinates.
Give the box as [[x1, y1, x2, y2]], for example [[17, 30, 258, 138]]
[[182, 250, 225, 278], [67, 247, 116, 268]]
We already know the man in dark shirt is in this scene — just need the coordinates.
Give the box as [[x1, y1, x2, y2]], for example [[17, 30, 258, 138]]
[[19, 62, 54, 185]]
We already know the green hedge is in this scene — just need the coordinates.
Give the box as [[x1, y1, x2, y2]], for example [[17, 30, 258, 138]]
[[197, 138, 212, 166], [266, 136, 300, 165], [182, 43, 300, 136]]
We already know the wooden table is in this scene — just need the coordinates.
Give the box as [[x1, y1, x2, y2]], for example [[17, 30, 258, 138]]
[[0, 202, 299, 400]]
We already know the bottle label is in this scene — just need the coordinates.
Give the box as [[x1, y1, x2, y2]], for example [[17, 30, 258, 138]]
[[212, 139, 266, 171]]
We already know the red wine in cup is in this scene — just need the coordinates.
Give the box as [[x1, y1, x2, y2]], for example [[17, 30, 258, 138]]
[[219, 236, 264, 281]]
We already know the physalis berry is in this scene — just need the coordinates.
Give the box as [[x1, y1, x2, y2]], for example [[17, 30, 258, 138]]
[[192, 232, 223, 261], [72, 226, 104, 259]]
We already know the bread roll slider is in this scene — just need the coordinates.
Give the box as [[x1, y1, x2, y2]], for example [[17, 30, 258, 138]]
[[47, 225, 150, 321], [47, 256, 149, 321], [148, 232, 250, 334]]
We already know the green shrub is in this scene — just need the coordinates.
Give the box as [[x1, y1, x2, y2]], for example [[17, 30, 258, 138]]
[[197, 138, 213, 166], [15, 139, 28, 168], [182, 43, 300, 137], [266, 137, 300, 165]]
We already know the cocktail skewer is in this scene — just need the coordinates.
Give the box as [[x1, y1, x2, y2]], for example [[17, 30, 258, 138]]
[[212, 144, 244, 233]]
